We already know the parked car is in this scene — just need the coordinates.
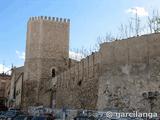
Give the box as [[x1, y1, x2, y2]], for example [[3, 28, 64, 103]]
[[13, 115, 33, 120], [43, 113, 55, 119], [8, 108, 21, 111], [0, 111, 7, 119], [0, 111, 5, 115], [32, 116, 54, 120], [74, 116, 94, 120], [1, 110, 24, 120], [148, 117, 160, 120]]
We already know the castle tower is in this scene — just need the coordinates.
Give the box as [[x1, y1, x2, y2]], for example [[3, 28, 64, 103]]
[[23, 16, 70, 107]]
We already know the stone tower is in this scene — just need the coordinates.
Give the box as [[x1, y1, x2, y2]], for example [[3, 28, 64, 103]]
[[23, 16, 70, 107]]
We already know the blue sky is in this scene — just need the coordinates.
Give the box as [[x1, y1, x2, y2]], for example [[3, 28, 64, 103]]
[[0, 0, 160, 72]]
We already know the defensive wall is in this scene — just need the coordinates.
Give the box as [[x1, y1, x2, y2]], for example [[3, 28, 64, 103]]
[[49, 51, 101, 109], [97, 33, 160, 112], [50, 33, 160, 112], [10, 16, 160, 112]]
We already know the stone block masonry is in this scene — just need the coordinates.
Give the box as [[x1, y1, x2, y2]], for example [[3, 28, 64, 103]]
[[23, 16, 70, 108], [97, 33, 160, 112], [55, 52, 101, 109], [51, 33, 160, 112]]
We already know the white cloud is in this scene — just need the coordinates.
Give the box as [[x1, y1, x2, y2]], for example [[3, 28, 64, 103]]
[[69, 51, 85, 61], [126, 7, 148, 17], [16, 50, 25, 60], [0, 64, 10, 74], [15, 50, 84, 61]]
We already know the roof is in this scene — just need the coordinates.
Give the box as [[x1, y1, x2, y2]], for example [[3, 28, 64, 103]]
[[0, 73, 11, 80]]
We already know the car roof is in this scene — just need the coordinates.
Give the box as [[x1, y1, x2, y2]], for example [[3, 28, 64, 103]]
[[75, 116, 89, 118]]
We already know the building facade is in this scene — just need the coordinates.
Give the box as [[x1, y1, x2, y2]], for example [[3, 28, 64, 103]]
[[0, 73, 11, 106], [6, 67, 24, 108]]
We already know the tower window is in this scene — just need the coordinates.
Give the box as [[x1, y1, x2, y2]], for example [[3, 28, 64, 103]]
[[78, 80, 82, 86], [52, 69, 56, 77]]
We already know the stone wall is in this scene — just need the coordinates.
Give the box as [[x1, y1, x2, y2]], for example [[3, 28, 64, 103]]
[[9, 67, 24, 107], [54, 52, 101, 109], [23, 16, 70, 108], [97, 33, 160, 113], [15, 71, 23, 108], [52, 33, 160, 112]]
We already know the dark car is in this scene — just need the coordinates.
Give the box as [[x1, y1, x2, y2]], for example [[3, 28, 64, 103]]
[[13, 115, 33, 120], [74, 116, 91, 120], [2, 110, 24, 120], [9, 108, 21, 111], [31, 116, 54, 120], [0, 111, 5, 115], [0, 111, 6, 119], [88, 116, 96, 120], [74, 115, 97, 120]]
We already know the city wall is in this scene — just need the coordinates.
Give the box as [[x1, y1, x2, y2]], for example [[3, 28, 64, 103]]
[[97, 33, 160, 112], [51, 33, 160, 112], [51, 51, 101, 109], [20, 16, 160, 112]]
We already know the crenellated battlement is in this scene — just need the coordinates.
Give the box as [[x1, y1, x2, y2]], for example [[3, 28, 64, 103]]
[[28, 16, 70, 23]]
